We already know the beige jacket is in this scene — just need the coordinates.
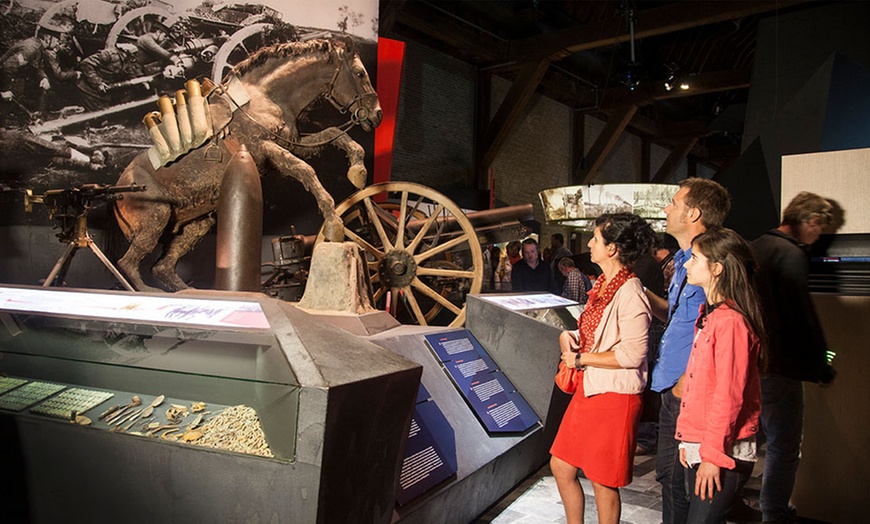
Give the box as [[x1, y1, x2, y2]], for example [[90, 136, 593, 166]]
[[579, 277, 651, 396]]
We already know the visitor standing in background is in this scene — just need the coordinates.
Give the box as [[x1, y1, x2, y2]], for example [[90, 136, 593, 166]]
[[751, 192, 836, 524], [551, 232, 573, 289], [511, 238, 558, 293], [558, 257, 591, 304]]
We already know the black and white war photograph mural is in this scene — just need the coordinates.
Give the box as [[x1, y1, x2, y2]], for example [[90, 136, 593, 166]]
[[539, 184, 676, 232], [0, 0, 379, 288]]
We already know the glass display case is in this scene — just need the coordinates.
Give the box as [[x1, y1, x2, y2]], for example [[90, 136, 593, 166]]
[[475, 292, 582, 330], [0, 285, 299, 461]]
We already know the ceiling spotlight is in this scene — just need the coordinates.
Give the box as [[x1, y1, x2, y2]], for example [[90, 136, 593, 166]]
[[663, 63, 679, 91], [679, 81, 690, 90], [625, 62, 642, 91], [623, 5, 641, 91]]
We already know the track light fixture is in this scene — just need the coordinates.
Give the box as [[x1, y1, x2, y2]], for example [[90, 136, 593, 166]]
[[625, 62, 642, 91], [623, 4, 641, 91]]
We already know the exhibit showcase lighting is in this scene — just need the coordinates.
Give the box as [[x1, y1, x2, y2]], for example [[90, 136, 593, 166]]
[[538, 184, 678, 233]]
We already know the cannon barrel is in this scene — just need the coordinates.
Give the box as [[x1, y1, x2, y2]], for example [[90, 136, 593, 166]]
[[404, 203, 534, 242], [297, 203, 535, 255], [174, 38, 222, 54]]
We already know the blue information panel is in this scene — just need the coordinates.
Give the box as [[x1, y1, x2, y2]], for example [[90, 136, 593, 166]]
[[424, 330, 540, 434], [396, 384, 457, 506]]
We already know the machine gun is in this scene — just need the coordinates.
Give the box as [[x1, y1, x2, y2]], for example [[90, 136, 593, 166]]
[[24, 183, 147, 290]]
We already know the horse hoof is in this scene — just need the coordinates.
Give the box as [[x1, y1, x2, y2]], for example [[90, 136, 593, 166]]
[[347, 165, 367, 189], [323, 217, 344, 242]]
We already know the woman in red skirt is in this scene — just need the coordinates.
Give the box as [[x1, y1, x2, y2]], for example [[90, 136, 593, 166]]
[[551, 213, 656, 524]]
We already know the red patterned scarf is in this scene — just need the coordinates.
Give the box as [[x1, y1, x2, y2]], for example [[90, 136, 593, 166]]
[[577, 266, 635, 352]]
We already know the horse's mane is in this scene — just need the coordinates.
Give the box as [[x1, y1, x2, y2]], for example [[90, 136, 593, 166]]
[[231, 37, 351, 78]]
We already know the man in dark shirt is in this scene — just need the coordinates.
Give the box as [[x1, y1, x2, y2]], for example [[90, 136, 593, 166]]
[[751, 191, 836, 523], [0, 31, 59, 119], [76, 44, 144, 110], [511, 238, 557, 293]]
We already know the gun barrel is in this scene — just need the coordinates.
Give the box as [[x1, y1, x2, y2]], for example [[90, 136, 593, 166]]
[[108, 74, 161, 90], [99, 183, 147, 195], [405, 203, 534, 235]]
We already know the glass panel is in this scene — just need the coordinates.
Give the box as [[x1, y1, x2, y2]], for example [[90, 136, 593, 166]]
[[0, 290, 300, 461]]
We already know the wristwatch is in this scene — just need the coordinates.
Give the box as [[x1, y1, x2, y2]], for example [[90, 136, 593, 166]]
[[574, 353, 587, 371]]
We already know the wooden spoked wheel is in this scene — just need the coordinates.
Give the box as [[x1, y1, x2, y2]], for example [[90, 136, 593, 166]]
[[211, 23, 274, 82], [106, 7, 174, 47], [317, 182, 483, 327]]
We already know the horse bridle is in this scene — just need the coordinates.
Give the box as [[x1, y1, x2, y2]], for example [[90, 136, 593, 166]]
[[321, 46, 379, 126]]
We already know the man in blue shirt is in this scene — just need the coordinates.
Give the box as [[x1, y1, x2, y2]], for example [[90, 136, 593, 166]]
[[645, 178, 731, 524]]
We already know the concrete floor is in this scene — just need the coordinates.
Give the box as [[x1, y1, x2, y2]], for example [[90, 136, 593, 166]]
[[473, 448, 828, 524]]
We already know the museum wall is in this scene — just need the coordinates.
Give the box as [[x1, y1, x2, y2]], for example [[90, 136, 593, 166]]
[[388, 40, 710, 249], [727, 1, 870, 239], [743, 1, 870, 150], [389, 42, 476, 192]]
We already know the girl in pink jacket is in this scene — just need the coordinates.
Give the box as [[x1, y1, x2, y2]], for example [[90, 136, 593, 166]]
[[677, 227, 765, 523]]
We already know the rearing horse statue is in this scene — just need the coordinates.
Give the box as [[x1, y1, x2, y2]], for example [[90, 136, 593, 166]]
[[114, 37, 382, 292]]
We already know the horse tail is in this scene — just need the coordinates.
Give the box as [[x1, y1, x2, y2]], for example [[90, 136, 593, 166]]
[[98, 198, 132, 270], [113, 199, 136, 240]]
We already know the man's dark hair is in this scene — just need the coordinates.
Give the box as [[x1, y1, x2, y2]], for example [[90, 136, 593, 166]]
[[781, 192, 833, 228], [551, 233, 564, 245], [522, 238, 538, 248], [679, 178, 731, 228]]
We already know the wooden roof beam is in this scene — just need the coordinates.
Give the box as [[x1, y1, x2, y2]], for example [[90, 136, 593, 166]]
[[652, 136, 699, 183], [378, 0, 407, 36], [391, 2, 505, 62], [477, 57, 551, 171], [508, 0, 810, 62], [579, 104, 638, 184]]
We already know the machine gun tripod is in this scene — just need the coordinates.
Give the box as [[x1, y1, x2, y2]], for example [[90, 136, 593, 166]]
[[24, 183, 147, 291]]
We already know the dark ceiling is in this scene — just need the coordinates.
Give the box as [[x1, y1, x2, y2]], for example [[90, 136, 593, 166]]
[[378, 0, 825, 181]]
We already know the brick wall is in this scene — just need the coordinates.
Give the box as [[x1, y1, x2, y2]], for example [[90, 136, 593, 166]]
[[389, 43, 476, 189], [390, 43, 711, 249]]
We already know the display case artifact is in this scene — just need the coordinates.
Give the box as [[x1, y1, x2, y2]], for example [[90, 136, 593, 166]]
[[0, 285, 300, 460]]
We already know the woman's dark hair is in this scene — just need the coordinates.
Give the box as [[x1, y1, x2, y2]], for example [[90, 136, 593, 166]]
[[594, 213, 657, 268], [692, 227, 767, 368]]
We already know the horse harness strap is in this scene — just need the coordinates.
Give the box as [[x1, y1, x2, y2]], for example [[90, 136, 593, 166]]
[[221, 133, 241, 158]]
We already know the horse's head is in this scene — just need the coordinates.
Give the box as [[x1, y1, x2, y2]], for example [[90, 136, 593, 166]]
[[323, 38, 382, 132]]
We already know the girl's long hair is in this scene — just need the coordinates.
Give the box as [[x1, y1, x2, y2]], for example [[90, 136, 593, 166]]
[[692, 227, 767, 369]]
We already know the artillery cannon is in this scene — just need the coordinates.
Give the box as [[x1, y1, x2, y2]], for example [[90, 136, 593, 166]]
[[312, 182, 534, 327]]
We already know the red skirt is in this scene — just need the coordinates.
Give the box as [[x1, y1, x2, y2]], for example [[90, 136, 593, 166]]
[[550, 373, 642, 488]]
